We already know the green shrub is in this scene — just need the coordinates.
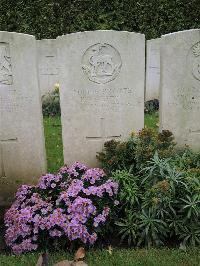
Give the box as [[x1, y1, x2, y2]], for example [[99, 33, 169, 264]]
[[145, 99, 159, 114], [97, 128, 176, 174], [112, 152, 200, 248], [172, 148, 200, 172], [96, 139, 137, 174], [98, 129, 200, 248], [42, 86, 61, 117]]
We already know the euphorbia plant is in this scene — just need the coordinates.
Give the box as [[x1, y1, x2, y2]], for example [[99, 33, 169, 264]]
[[4, 162, 119, 254]]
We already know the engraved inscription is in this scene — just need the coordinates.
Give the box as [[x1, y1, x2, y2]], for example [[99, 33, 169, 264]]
[[0, 43, 13, 85], [71, 87, 139, 113], [168, 87, 200, 111], [0, 89, 18, 113], [177, 87, 200, 110], [183, 128, 200, 143], [189, 129, 200, 135], [82, 43, 122, 84]]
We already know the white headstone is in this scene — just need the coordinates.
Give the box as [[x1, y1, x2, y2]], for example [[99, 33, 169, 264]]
[[0, 32, 46, 205], [57, 30, 145, 166], [37, 39, 59, 96], [160, 29, 200, 150], [145, 38, 160, 101]]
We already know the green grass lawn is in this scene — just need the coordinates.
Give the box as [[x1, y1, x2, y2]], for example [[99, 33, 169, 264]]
[[43, 116, 64, 173], [43, 112, 159, 173], [144, 111, 159, 129], [0, 248, 199, 266]]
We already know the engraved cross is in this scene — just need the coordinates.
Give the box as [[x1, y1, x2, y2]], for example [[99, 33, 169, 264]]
[[189, 129, 200, 135], [86, 118, 121, 146]]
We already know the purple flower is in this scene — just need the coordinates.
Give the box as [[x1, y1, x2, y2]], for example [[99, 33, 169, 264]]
[[93, 207, 110, 227], [37, 174, 62, 189], [4, 162, 118, 254], [66, 162, 88, 178], [49, 229, 63, 237], [82, 168, 105, 184]]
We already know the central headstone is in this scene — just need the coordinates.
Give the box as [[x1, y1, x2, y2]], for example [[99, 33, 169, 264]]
[[37, 39, 59, 96], [145, 38, 161, 101], [57, 31, 145, 166], [0, 32, 46, 205]]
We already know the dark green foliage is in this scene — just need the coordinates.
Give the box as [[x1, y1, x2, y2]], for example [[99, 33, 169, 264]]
[[42, 88, 61, 117], [98, 129, 200, 248], [112, 151, 200, 248], [173, 148, 200, 173], [97, 139, 137, 174], [0, 1, 200, 39], [97, 128, 176, 174], [145, 99, 159, 114]]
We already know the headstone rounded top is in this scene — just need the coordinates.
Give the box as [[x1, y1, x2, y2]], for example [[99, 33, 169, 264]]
[[56, 30, 145, 40], [161, 29, 200, 39], [0, 31, 35, 39]]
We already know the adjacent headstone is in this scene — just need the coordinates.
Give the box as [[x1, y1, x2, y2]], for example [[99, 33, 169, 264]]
[[160, 29, 200, 150], [0, 32, 46, 205], [57, 30, 145, 166], [145, 38, 160, 101], [37, 39, 59, 96]]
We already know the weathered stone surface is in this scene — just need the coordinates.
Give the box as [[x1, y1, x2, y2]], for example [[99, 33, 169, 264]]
[[0, 32, 46, 205], [160, 29, 200, 150], [145, 38, 160, 101], [37, 39, 59, 96], [57, 30, 145, 167]]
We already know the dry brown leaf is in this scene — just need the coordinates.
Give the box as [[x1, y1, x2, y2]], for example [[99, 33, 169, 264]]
[[74, 247, 85, 261], [54, 247, 87, 266], [35, 255, 43, 266]]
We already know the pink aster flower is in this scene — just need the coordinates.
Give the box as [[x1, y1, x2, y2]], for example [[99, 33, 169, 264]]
[[4, 162, 118, 254]]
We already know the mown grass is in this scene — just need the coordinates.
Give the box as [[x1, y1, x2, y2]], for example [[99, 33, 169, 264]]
[[43, 116, 64, 173], [0, 248, 199, 266], [144, 111, 159, 129]]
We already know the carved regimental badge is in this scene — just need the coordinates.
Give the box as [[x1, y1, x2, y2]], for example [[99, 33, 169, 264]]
[[0, 43, 13, 85], [82, 43, 122, 84], [190, 41, 200, 81]]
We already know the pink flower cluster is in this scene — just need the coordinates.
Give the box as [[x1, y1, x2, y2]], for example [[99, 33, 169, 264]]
[[4, 162, 119, 254]]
